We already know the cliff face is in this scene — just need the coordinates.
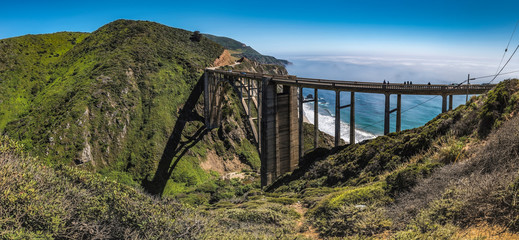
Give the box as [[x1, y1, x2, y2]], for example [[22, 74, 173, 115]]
[[204, 34, 290, 66], [224, 57, 289, 75], [212, 49, 235, 67]]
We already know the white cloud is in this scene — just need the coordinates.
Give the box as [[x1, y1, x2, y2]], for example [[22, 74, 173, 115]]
[[286, 54, 503, 84]]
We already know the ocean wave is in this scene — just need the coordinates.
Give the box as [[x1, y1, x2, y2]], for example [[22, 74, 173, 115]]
[[303, 103, 378, 144]]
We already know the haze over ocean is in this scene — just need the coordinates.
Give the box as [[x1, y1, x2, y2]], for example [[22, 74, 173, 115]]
[[283, 54, 512, 142]]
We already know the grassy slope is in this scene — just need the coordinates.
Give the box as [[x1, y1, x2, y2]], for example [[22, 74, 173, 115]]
[[0, 32, 89, 131], [0, 20, 229, 193], [1, 134, 305, 239]]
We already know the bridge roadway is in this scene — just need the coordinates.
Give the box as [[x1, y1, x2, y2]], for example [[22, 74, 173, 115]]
[[204, 69, 496, 186], [216, 70, 493, 95]]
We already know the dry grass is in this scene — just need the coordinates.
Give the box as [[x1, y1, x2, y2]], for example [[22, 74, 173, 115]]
[[454, 224, 519, 240]]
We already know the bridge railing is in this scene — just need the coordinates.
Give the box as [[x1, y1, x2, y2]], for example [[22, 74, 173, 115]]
[[207, 69, 496, 94]]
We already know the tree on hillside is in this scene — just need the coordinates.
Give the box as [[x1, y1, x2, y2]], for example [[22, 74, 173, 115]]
[[191, 31, 202, 42]]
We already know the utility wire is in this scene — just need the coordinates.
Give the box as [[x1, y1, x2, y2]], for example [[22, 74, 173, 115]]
[[489, 21, 519, 83], [457, 69, 519, 85], [489, 43, 519, 83], [493, 20, 519, 77], [455, 21, 519, 85], [472, 69, 519, 80]]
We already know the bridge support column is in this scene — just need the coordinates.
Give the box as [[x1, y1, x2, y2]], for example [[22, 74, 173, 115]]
[[396, 94, 401, 132], [260, 79, 300, 187], [207, 73, 223, 129], [384, 93, 390, 135], [335, 91, 341, 147], [314, 88, 319, 149], [260, 77, 277, 187], [350, 92, 355, 144], [449, 95, 453, 111], [298, 87, 304, 162], [204, 71, 210, 127], [442, 94, 447, 113], [289, 86, 300, 172], [247, 78, 251, 117]]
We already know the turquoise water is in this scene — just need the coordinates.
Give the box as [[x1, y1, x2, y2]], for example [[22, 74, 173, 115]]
[[285, 56, 490, 141]]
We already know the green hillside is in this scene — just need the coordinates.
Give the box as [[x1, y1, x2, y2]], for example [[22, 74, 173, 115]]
[[204, 34, 290, 66], [0, 32, 89, 131], [0, 20, 265, 199]]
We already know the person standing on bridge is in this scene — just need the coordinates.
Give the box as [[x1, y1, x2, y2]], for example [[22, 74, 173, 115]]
[[383, 80, 386, 84]]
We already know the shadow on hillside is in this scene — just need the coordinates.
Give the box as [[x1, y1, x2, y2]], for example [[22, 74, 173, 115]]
[[143, 75, 209, 196], [265, 145, 348, 192]]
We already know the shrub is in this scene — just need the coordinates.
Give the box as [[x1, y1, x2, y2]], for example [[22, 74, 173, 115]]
[[0, 135, 208, 239], [318, 204, 392, 237], [385, 161, 441, 196]]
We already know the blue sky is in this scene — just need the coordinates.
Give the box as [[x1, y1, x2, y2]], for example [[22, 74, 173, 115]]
[[1, 0, 518, 60]]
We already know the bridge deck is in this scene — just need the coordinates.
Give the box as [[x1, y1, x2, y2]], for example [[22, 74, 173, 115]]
[[210, 70, 495, 95]]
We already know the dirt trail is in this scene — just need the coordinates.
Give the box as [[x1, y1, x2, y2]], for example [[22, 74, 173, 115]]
[[292, 202, 320, 239]]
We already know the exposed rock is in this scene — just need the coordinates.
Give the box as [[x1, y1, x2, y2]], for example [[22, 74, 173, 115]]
[[212, 49, 234, 67], [200, 150, 249, 175], [80, 140, 93, 165]]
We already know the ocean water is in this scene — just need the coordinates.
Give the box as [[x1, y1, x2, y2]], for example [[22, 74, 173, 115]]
[[284, 55, 501, 142]]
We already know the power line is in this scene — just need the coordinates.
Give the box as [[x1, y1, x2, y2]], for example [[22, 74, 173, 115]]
[[489, 21, 519, 83], [456, 21, 519, 85], [489, 43, 519, 83], [493, 20, 519, 77], [457, 69, 519, 85], [400, 96, 439, 114]]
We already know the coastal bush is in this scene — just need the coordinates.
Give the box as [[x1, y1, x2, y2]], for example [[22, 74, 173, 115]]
[[307, 182, 393, 237], [0, 135, 207, 239], [205, 203, 302, 239], [385, 161, 440, 196], [319, 204, 392, 237], [477, 79, 519, 137]]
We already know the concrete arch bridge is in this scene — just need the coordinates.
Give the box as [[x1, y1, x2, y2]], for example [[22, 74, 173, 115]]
[[204, 69, 495, 186]]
